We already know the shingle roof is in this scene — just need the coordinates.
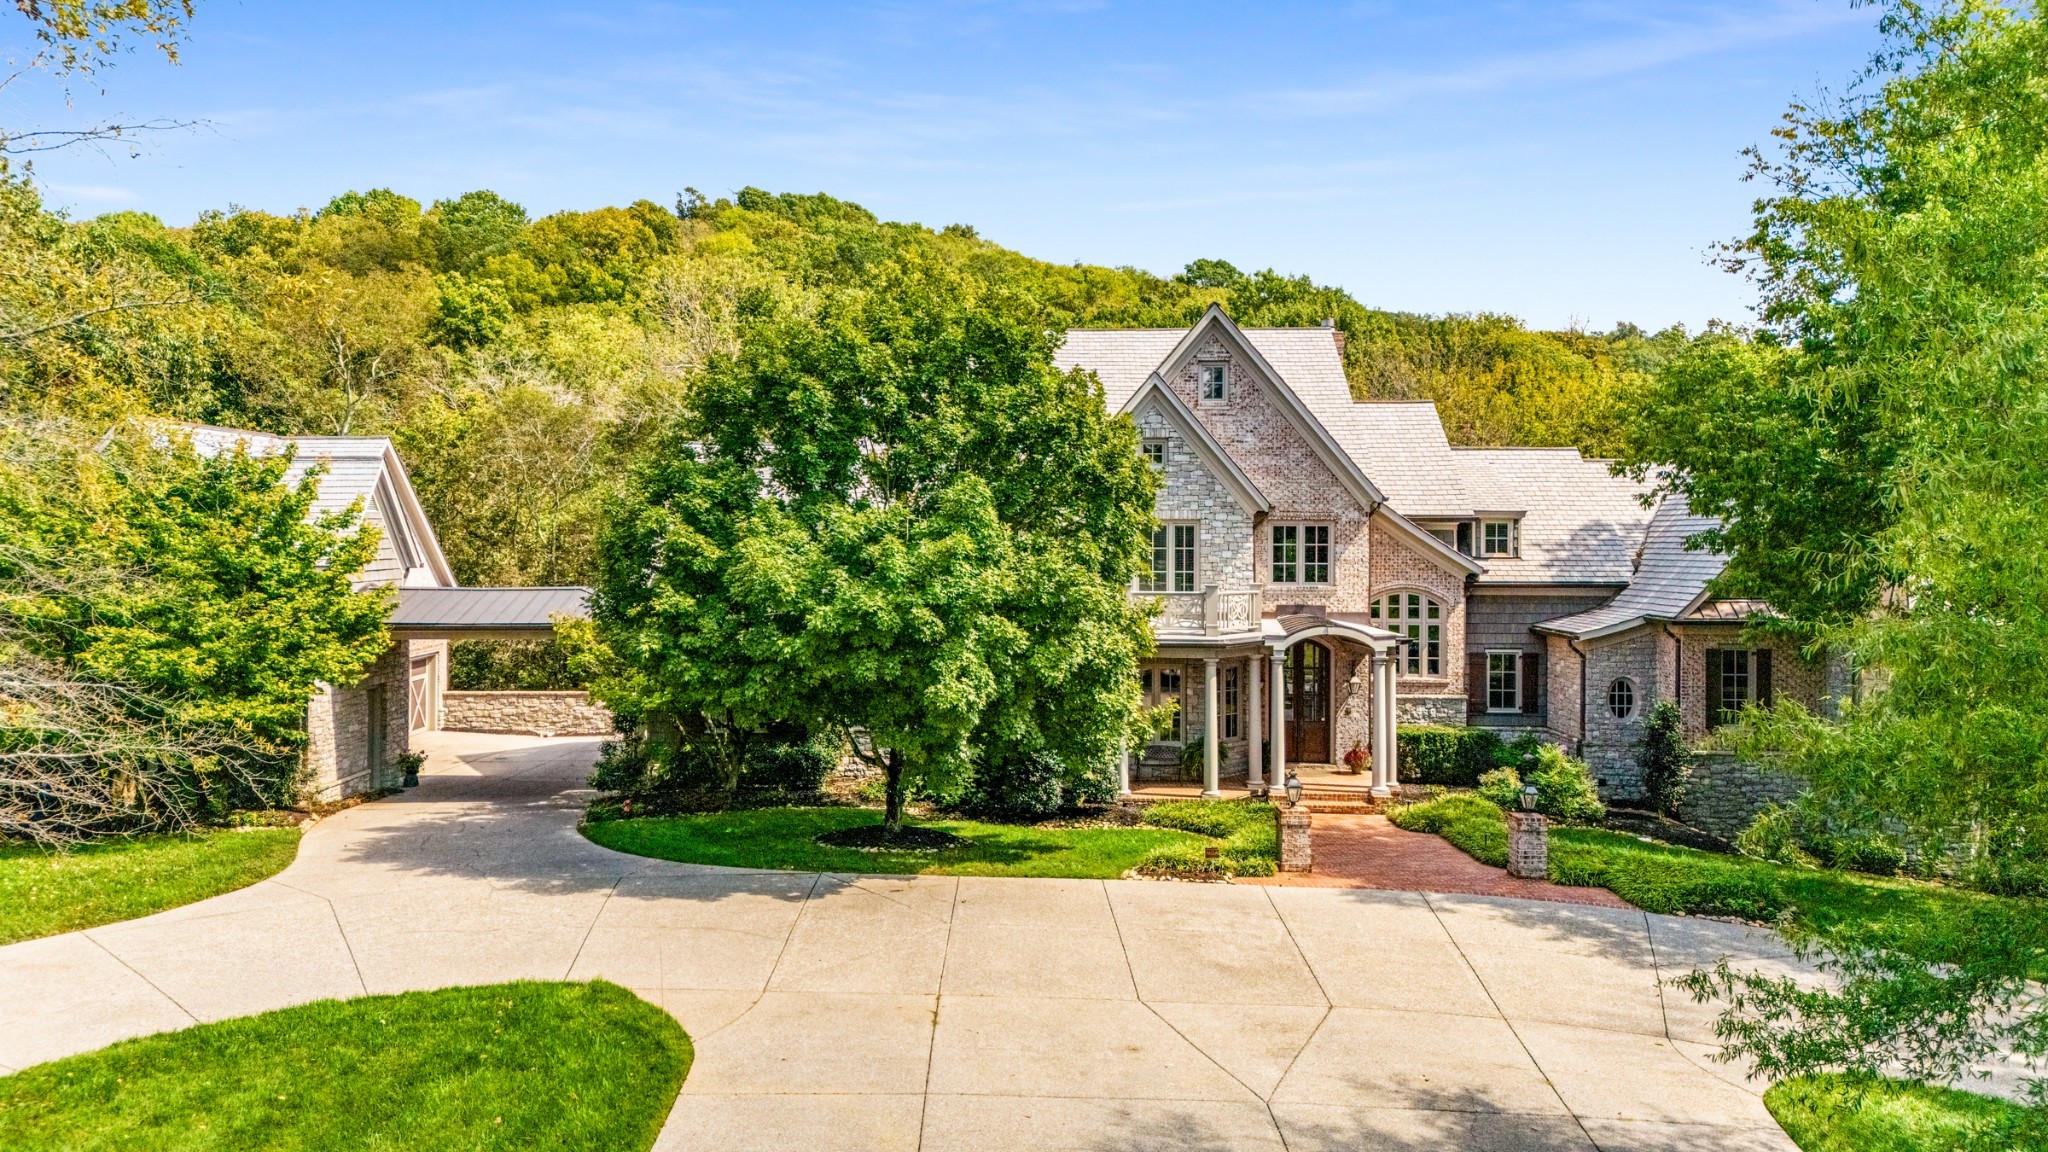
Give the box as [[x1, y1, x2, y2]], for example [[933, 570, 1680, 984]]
[[1534, 501, 1729, 639], [1454, 448, 1654, 585], [388, 586, 590, 631]]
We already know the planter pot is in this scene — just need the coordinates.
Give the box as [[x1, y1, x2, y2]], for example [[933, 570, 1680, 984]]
[[401, 769, 420, 788]]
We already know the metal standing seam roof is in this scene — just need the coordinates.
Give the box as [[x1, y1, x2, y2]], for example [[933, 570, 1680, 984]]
[[387, 587, 592, 630]]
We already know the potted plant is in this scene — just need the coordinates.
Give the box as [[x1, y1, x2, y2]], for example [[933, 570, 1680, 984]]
[[1342, 742, 1368, 775], [396, 751, 426, 788]]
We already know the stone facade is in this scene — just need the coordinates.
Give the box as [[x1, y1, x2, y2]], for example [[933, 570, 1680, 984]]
[[1670, 625, 1827, 738], [1136, 407, 1254, 590], [1678, 751, 1807, 841], [442, 691, 615, 737], [303, 638, 433, 802]]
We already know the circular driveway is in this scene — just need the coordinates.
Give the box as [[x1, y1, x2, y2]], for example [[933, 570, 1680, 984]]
[[0, 732, 1804, 1151]]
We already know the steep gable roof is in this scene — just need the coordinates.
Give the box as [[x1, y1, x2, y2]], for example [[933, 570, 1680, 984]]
[[1120, 376, 1270, 515], [172, 423, 456, 589]]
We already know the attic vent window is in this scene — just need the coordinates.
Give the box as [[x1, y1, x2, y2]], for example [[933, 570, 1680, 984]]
[[1199, 364, 1227, 401]]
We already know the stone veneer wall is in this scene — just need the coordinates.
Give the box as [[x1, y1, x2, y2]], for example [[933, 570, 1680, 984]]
[[1678, 751, 1807, 841], [1135, 408, 1254, 590], [303, 638, 419, 802], [442, 691, 615, 737], [1671, 626, 1828, 738]]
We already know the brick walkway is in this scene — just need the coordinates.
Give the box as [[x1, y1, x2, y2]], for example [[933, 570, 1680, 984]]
[[1245, 813, 1632, 908]]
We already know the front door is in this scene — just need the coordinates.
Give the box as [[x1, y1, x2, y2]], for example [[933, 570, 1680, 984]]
[[1286, 642, 1331, 763]]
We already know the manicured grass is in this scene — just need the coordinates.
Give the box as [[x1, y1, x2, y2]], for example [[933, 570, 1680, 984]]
[[1388, 794, 2043, 965], [0, 981, 690, 1152], [0, 828, 301, 946], [1137, 798, 1280, 877], [1765, 1074, 2043, 1151], [584, 806, 1208, 877]]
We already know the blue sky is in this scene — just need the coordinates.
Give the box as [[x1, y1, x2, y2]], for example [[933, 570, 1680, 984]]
[[6, 2, 1880, 329]]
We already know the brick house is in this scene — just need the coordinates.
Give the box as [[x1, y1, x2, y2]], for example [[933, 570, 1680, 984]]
[[181, 425, 588, 800], [1057, 306, 1814, 804]]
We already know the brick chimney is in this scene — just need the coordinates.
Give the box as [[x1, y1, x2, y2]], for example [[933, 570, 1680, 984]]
[[1321, 317, 1346, 357]]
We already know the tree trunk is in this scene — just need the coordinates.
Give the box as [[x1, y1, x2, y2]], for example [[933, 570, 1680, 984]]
[[884, 748, 905, 832]]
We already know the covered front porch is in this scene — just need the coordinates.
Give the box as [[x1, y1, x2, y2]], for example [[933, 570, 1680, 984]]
[[1120, 613, 1405, 801]]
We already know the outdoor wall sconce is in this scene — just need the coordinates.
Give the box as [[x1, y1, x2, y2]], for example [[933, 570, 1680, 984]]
[[1284, 772, 1303, 807]]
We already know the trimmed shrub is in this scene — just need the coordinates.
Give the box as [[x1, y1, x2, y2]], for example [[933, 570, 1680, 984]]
[[1477, 745, 1606, 823], [743, 739, 834, 796], [1137, 799, 1278, 877], [1737, 802, 1909, 877], [960, 751, 1066, 819], [1638, 700, 1693, 816], [1398, 726, 1504, 786]]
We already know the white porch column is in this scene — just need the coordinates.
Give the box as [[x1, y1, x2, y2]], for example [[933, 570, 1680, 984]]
[[1202, 657, 1221, 797], [1118, 738, 1131, 797], [1268, 646, 1287, 790], [1370, 648, 1396, 797], [1246, 655, 1265, 792]]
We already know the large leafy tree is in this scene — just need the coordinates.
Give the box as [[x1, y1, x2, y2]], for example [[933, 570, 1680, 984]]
[[1620, 0, 2048, 1123], [592, 255, 1156, 829], [2, 421, 391, 810]]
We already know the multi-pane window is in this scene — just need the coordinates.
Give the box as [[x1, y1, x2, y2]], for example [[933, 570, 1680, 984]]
[[1481, 520, 1518, 557], [1140, 524, 1198, 593], [1222, 667, 1239, 739], [1142, 667, 1184, 741], [1370, 593, 1442, 675], [1142, 439, 1167, 469], [1271, 525, 1331, 584], [1607, 678, 1636, 719], [1715, 649, 1751, 725], [1199, 363, 1227, 400], [1486, 651, 1520, 712]]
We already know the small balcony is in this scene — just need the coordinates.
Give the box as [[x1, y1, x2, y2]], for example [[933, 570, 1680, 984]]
[[1135, 585, 1262, 637]]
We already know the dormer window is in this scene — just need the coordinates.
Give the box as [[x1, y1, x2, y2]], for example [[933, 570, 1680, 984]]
[[1199, 364, 1227, 401], [1142, 439, 1167, 469], [1481, 519, 1520, 558]]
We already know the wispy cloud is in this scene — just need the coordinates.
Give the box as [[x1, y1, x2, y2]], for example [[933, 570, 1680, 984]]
[[46, 182, 138, 204]]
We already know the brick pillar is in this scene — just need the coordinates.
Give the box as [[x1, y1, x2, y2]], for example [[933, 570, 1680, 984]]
[[1277, 805, 1313, 872], [1506, 810, 1549, 879]]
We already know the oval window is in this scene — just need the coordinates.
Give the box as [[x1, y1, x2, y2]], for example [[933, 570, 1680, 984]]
[[1607, 678, 1636, 719]]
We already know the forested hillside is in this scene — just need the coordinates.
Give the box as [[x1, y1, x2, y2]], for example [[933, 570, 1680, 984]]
[[0, 178, 1674, 594]]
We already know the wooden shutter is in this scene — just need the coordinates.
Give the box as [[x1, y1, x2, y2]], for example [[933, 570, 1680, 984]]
[[1704, 648, 1723, 727], [1466, 652, 1487, 719], [1521, 652, 1541, 714], [1755, 648, 1774, 708]]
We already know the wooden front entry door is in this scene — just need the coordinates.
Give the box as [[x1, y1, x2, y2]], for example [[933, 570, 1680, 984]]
[[1285, 642, 1332, 763]]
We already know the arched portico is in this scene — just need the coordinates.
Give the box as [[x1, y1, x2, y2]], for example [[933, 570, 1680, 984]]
[[1263, 614, 1404, 798]]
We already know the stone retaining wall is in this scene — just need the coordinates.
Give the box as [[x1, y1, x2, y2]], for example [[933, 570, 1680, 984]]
[[441, 691, 614, 737], [1677, 750, 1807, 840]]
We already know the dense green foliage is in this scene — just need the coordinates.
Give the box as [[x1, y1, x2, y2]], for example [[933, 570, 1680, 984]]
[[0, 981, 690, 1152], [582, 807, 1203, 878], [1765, 1074, 2045, 1152], [1135, 798, 1280, 878], [0, 827, 298, 944], [589, 256, 1158, 827], [1613, 1, 2048, 1109], [1638, 700, 1693, 817], [1474, 744, 1607, 823], [1396, 725, 1506, 786]]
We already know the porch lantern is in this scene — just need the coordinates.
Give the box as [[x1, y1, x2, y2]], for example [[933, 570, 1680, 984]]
[[1519, 783, 1539, 812], [1284, 771, 1303, 807]]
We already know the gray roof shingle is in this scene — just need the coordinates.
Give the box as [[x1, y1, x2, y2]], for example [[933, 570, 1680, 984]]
[[1454, 447, 1654, 585], [1534, 501, 1729, 639]]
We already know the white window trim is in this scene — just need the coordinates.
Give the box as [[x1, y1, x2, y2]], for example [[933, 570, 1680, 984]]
[[1138, 521, 1201, 594], [1198, 362, 1228, 401], [1485, 649, 1521, 714], [1607, 676, 1637, 719], [1141, 437, 1168, 469], [1269, 523, 1333, 585], [1479, 519, 1520, 558], [1370, 589, 1445, 677]]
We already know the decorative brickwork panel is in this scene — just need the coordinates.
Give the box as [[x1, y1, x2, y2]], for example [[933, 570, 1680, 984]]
[[1506, 811, 1549, 878], [442, 691, 615, 737]]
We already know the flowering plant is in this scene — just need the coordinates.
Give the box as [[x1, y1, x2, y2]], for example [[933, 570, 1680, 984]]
[[1342, 743, 1368, 773]]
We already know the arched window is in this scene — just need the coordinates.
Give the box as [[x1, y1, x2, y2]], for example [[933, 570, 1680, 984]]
[[1607, 678, 1636, 719], [1369, 592, 1442, 675]]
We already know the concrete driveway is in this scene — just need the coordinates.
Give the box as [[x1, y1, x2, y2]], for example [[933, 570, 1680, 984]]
[[0, 732, 1807, 1151]]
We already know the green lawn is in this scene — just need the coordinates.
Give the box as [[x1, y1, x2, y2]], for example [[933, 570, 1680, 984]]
[[0, 981, 690, 1152], [1388, 794, 2044, 966], [0, 828, 301, 946], [1766, 1074, 2043, 1151], [584, 806, 1209, 877]]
